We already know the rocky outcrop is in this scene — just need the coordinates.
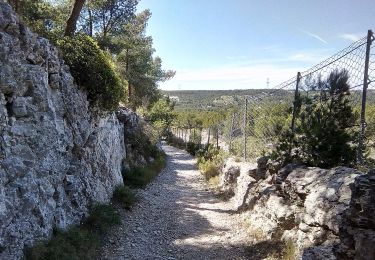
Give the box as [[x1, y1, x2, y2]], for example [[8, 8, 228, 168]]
[[0, 3, 127, 258], [219, 156, 362, 258], [335, 169, 375, 260]]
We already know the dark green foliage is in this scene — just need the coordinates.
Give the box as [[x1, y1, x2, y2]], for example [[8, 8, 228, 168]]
[[25, 204, 119, 260], [84, 204, 121, 234], [9, 0, 69, 42], [186, 141, 202, 156], [57, 34, 127, 111], [25, 227, 99, 260], [122, 151, 166, 188], [113, 185, 138, 209], [80, 0, 138, 40], [166, 134, 185, 149], [127, 129, 160, 160], [274, 70, 358, 168]]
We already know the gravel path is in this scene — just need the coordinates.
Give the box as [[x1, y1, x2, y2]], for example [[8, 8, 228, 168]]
[[100, 144, 251, 260]]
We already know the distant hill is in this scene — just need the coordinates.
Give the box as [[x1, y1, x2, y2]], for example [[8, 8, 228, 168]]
[[162, 89, 294, 110], [162, 89, 375, 111]]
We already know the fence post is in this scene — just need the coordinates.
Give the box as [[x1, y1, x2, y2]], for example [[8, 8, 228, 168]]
[[229, 113, 235, 152], [207, 127, 211, 147], [243, 98, 248, 160], [291, 72, 301, 133], [216, 125, 219, 149], [357, 29, 373, 165]]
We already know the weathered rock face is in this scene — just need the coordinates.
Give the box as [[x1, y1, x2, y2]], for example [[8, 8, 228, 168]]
[[220, 156, 362, 259], [0, 3, 126, 258], [335, 169, 375, 260]]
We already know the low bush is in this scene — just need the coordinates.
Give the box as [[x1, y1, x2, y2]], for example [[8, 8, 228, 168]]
[[25, 204, 120, 260], [123, 151, 166, 188], [113, 185, 138, 209], [127, 130, 160, 161], [84, 204, 121, 234], [166, 134, 185, 149], [186, 141, 202, 156], [197, 145, 227, 181], [25, 227, 99, 260], [57, 34, 127, 111]]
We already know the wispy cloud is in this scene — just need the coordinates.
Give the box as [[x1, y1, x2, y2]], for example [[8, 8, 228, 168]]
[[300, 29, 328, 44], [338, 33, 363, 42], [160, 63, 304, 90], [160, 48, 332, 90]]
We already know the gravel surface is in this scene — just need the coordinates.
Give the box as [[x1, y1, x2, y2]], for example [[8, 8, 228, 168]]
[[100, 144, 251, 260]]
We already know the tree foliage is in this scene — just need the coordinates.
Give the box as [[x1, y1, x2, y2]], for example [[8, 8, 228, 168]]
[[146, 97, 175, 137], [8, 0, 70, 41], [80, 0, 138, 39], [7, 0, 174, 111], [57, 34, 126, 111], [116, 10, 175, 108], [274, 70, 358, 168]]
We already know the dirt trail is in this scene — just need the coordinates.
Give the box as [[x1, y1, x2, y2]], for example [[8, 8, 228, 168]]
[[100, 144, 251, 260]]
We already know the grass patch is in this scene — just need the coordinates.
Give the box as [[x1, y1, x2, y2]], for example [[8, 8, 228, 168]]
[[245, 240, 296, 260], [113, 185, 138, 209], [208, 175, 221, 187], [123, 151, 166, 188], [196, 146, 227, 181], [25, 204, 120, 260]]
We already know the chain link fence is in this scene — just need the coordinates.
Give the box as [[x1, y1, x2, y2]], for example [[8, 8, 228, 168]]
[[225, 30, 375, 166]]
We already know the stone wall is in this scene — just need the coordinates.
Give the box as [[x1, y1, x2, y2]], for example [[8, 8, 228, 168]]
[[334, 169, 375, 260], [220, 158, 363, 259], [0, 2, 127, 258]]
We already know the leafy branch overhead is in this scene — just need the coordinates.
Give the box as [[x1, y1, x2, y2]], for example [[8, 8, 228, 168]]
[[9, 0, 175, 111]]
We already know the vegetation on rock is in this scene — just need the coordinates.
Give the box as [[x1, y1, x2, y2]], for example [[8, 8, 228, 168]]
[[57, 34, 127, 111], [25, 204, 120, 260], [122, 150, 166, 188]]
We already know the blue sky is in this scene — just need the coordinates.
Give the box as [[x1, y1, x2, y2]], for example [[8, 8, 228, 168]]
[[137, 0, 375, 90]]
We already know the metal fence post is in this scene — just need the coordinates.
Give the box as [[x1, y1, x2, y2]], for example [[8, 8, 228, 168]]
[[243, 98, 248, 160], [357, 29, 373, 165], [207, 127, 211, 147], [291, 72, 301, 133], [229, 113, 235, 152]]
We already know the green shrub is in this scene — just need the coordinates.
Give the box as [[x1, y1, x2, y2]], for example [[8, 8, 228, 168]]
[[186, 141, 202, 156], [166, 134, 185, 149], [26, 227, 99, 260], [197, 146, 227, 180], [113, 185, 137, 209], [57, 34, 127, 111], [128, 131, 160, 161], [25, 204, 119, 260], [84, 204, 121, 234], [123, 151, 166, 188], [273, 70, 358, 168]]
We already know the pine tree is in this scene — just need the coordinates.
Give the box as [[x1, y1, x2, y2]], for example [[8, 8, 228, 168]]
[[275, 70, 358, 168]]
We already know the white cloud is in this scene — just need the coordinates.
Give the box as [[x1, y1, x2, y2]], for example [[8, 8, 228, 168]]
[[300, 29, 328, 44], [159, 49, 332, 91], [159, 63, 304, 90], [338, 33, 363, 42]]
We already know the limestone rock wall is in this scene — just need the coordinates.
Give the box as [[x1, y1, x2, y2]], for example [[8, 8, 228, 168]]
[[220, 158, 363, 259], [335, 169, 375, 260], [0, 2, 126, 258]]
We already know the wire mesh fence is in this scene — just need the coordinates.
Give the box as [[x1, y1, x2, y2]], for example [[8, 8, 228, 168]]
[[225, 30, 375, 167]]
